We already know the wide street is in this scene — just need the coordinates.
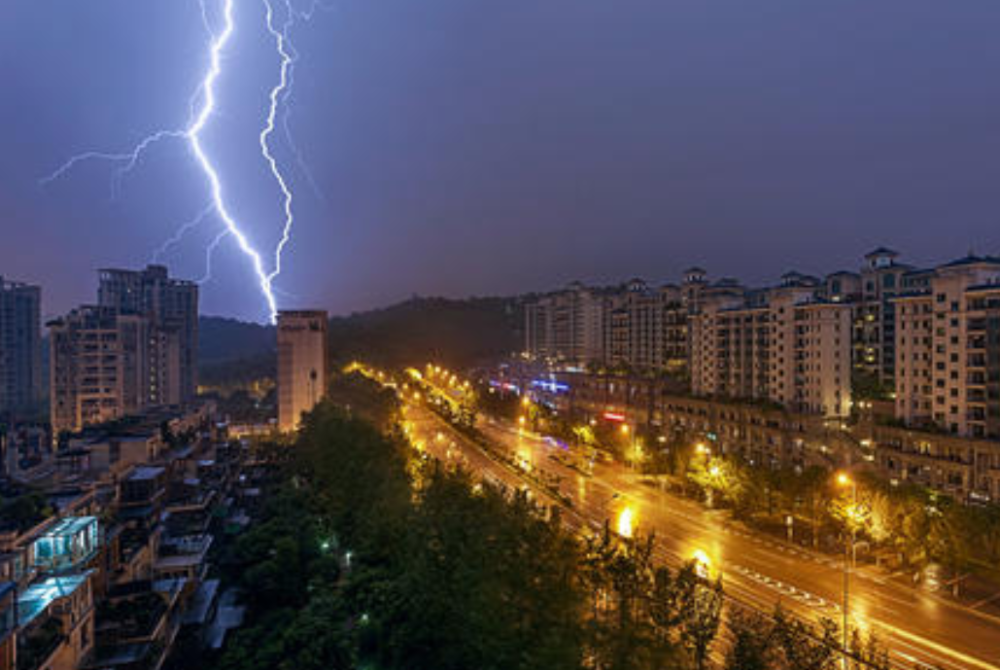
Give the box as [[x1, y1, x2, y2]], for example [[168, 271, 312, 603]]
[[402, 400, 1000, 670]]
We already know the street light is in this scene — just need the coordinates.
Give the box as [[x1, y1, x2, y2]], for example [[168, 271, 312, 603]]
[[617, 506, 634, 538], [691, 549, 713, 579], [835, 471, 857, 663]]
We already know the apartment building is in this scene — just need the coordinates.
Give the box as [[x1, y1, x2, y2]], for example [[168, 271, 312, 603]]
[[691, 273, 852, 418], [604, 280, 687, 375], [49, 266, 199, 438], [277, 310, 328, 431], [49, 307, 151, 436], [524, 272, 731, 375], [895, 255, 1000, 437], [97, 265, 199, 403], [524, 282, 604, 366], [0, 278, 41, 419]]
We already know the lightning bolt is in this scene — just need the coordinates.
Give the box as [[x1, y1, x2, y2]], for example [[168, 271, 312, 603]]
[[199, 228, 231, 285], [187, 0, 279, 323], [39, 130, 185, 199], [39, 0, 322, 325], [281, 0, 329, 204], [261, 0, 296, 292], [151, 203, 215, 264]]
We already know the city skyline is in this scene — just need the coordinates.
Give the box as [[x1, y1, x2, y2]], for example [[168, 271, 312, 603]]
[[3, 0, 1000, 322]]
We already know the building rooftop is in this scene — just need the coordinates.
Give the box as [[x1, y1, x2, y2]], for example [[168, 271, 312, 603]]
[[127, 466, 165, 482], [864, 246, 900, 258], [939, 254, 1000, 269], [41, 516, 97, 539]]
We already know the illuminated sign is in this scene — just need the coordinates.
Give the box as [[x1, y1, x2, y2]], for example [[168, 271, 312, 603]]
[[603, 412, 626, 422], [530, 379, 569, 393]]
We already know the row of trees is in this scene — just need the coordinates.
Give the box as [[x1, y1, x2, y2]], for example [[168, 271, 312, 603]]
[[214, 374, 890, 669], [678, 445, 1000, 591]]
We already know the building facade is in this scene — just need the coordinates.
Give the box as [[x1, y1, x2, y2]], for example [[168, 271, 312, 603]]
[[604, 280, 687, 375], [895, 255, 1000, 438], [0, 278, 41, 420], [691, 275, 852, 418], [98, 265, 199, 403], [49, 266, 198, 437], [524, 283, 604, 366], [48, 307, 150, 436], [277, 310, 328, 431]]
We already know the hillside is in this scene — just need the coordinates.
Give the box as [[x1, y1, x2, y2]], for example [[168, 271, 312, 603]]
[[198, 296, 524, 385]]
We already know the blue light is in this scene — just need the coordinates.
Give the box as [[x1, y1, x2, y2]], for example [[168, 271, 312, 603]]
[[530, 379, 569, 393]]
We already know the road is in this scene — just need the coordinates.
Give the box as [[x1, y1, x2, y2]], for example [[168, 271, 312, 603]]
[[402, 401, 1000, 670]]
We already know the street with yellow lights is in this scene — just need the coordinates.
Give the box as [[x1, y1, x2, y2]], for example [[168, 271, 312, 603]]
[[401, 394, 1000, 670]]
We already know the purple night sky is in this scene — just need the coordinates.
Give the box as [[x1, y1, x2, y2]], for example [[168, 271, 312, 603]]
[[2, 0, 999, 322]]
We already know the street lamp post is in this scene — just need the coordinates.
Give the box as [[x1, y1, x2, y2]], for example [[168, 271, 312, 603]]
[[836, 471, 857, 665]]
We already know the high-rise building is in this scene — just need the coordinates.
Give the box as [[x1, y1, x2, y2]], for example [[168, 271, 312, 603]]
[[98, 265, 199, 402], [525, 283, 604, 366], [278, 310, 328, 431], [895, 255, 1000, 437], [49, 266, 198, 437], [603, 280, 688, 376], [691, 273, 852, 418], [49, 306, 150, 435], [0, 277, 41, 419], [822, 248, 934, 388]]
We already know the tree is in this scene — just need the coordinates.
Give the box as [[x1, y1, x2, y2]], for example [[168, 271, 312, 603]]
[[724, 610, 777, 670], [679, 573, 723, 670], [772, 607, 840, 670]]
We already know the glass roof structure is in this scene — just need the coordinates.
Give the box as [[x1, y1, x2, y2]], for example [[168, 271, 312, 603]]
[[18, 573, 90, 626]]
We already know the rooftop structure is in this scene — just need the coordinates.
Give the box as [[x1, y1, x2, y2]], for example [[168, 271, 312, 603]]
[[18, 573, 91, 626], [32, 516, 100, 574]]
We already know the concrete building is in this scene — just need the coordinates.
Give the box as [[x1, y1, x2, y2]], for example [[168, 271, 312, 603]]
[[49, 266, 199, 438], [822, 248, 936, 388], [895, 255, 1000, 437], [48, 307, 151, 436], [0, 278, 41, 419], [277, 310, 328, 431], [524, 283, 604, 366], [691, 273, 852, 418], [98, 265, 199, 403], [604, 280, 688, 376]]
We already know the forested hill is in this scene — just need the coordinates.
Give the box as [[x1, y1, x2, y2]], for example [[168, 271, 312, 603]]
[[198, 296, 525, 385]]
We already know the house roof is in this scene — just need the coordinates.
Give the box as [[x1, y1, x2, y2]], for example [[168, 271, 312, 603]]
[[864, 246, 899, 258], [939, 254, 1000, 269]]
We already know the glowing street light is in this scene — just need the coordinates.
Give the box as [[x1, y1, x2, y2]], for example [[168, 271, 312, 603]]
[[835, 470, 858, 662], [691, 549, 713, 579], [617, 507, 635, 538]]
